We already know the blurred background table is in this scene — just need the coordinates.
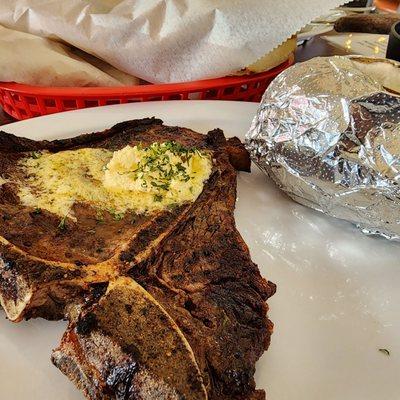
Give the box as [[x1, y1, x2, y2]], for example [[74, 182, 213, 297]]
[[0, 2, 397, 127], [295, 32, 348, 62]]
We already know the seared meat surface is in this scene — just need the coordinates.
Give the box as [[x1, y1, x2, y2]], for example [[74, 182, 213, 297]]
[[0, 118, 275, 399]]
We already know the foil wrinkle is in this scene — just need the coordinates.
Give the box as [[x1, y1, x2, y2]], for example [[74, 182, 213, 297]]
[[246, 56, 400, 240]]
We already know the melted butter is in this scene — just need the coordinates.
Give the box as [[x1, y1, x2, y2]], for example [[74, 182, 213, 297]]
[[18, 142, 212, 219]]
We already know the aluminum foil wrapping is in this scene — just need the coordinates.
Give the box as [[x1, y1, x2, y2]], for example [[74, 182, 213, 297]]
[[246, 56, 400, 240]]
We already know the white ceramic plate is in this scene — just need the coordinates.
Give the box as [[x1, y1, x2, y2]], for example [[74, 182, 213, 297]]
[[1, 101, 399, 400]]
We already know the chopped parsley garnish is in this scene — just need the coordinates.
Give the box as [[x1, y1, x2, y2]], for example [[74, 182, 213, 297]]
[[58, 215, 67, 230], [109, 209, 124, 221], [176, 162, 186, 172], [151, 181, 170, 191], [118, 141, 207, 201], [153, 194, 163, 202], [379, 348, 390, 356], [95, 210, 105, 224]]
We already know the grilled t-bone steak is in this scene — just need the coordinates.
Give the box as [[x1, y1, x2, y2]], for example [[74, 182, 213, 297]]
[[0, 118, 276, 400], [53, 277, 208, 400]]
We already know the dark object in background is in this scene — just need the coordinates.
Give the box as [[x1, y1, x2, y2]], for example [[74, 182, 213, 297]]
[[335, 13, 400, 34], [342, 0, 373, 6], [387, 21, 400, 61]]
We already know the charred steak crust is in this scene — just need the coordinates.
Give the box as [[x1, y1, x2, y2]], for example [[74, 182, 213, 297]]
[[0, 118, 275, 400], [129, 150, 275, 399], [53, 278, 208, 400]]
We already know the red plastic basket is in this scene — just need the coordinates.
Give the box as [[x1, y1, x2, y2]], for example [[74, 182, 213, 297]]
[[0, 56, 293, 121]]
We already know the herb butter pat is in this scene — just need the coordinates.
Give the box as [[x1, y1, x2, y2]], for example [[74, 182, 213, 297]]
[[104, 142, 211, 203], [18, 142, 212, 219]]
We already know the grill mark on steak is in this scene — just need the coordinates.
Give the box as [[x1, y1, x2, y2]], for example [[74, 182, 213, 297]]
[[128, 152, 274, 400], [119, 204, 188, 264], [0, 118, 273, 400]]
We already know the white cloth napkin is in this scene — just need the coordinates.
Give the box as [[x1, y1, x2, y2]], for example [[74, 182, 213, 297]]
[[0, 0, 347, 84]]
